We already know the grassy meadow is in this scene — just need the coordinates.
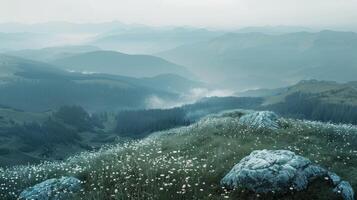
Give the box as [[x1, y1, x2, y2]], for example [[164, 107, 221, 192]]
[[0, 110, 356, 200]]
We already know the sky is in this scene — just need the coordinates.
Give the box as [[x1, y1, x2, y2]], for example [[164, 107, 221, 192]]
[[1, 0, 357, 28]]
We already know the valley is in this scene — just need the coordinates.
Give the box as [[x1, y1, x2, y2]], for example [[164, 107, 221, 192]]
[[0, 19, 356, 200]]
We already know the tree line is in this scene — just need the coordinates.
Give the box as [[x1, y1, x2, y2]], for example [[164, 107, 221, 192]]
[[4, 105, 103, 146], [265, 92, 357, 124]]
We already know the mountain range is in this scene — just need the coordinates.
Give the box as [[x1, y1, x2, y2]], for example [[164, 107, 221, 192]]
[[158, 30, 357, 90], [0, 54, 201, 112], [5, 45, 101, 62], [50, 50, 194, 78], [90, 26, 224, 54], [0, 22, 224, 53]]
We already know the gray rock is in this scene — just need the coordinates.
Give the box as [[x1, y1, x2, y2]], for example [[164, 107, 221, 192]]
[[334, 181, 355, 200], [239, 111, 280, 129], [19, 176, 81, 200], [221, 150, 354, 200], [328, 172, 342, 185]]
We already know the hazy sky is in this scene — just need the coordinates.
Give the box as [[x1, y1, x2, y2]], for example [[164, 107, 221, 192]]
[[1, 0, 357, 28]]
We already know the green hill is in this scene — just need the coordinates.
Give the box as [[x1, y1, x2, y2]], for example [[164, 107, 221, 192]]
[[0, 105, 118, 167], [262, 80, 357, 106], [51, 50, 194, 79], [0, 96, 260, 167], [1, 110, 355, 199], [0, 54, 194, 112], [0, 106, 49, 127], [237, 80, 357, 124]]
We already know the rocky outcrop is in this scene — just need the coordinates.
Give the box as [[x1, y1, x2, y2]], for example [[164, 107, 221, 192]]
[[221, 150, 354, 200], [239, 111, 280, 129], [19, 176, 81, 200], [334, 181, 355, 200]]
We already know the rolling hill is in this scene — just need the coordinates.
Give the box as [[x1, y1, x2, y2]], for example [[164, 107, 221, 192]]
[[249, 80, 357, 106], [158, 30, 357, 90], [0, 105, 50, 129], [51, 50, 194, 79], [0, 22, 223, 54], [90, 27, 223, 54], [261, 80, 357, 124], [235, 25, 314, 35], [0, 32, 53, 50], [1, 109, 356, 199], [0, 54, 201, 112], [0, 95, 259, 167], [5, 45, 101, 62], [0, 106, 51, 166], [0, 105, 118, 167], [237, 80, 357, 124], [235, 87, 286, 98]]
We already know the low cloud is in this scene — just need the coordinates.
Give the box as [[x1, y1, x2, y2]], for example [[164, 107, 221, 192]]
[[145, 88, 234, 109]]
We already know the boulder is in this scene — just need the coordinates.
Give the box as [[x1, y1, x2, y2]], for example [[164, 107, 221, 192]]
[[221, 150, 354, 200], [334, 181, 355, 200], [19, 176, 81, 200], [239, 111, 280, 129]]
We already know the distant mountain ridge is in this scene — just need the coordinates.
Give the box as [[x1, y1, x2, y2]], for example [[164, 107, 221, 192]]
[[235, 26, 315, 34], [158, 30, 357, 90], [51, 50, 194, 79], [89, 26, 224, 54], [0, 21, 126, 34], [5, 45, 101, 62], [0, 32, 53, 50], [0, 22, 224, 54]]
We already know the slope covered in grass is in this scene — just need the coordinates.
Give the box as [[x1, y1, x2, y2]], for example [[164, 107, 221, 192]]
[[0, 110, 356, 199], [0, 54, 183, 112], [51, 50, 193, 79], [235, 80, 357, 125], [261, 80, 357, 106], [0, 97, 260, 167]]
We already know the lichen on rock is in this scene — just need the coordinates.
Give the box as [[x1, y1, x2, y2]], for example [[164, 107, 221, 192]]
[[19, 176, 81, 200], [239, 111, 281, 130], [221, 150, 354, 200]]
